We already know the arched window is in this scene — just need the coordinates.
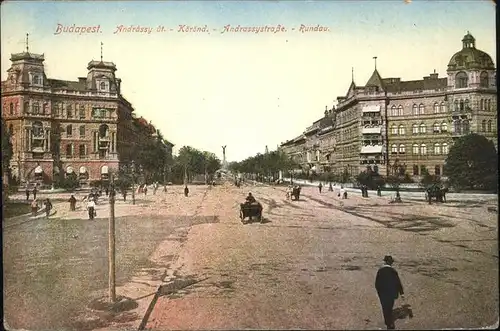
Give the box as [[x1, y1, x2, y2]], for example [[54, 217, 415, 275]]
[[66, 144, 73, 158], [441, 122, 448, 132], [391, 125, 398, 135], [397, 105, 403, 116], [442, 143, 449, 154], [67, 104, 73, 118], [391, 105, 397, 116], [482, 120, 487, 131], [433, 123, 440, 133], [440, 102, 446, 113], [100, 82, 106, 90], [455, 71, 468, 88], [399, 144, 405, 153], [454, 100, 459, 112], [32, 102, 40, 115], [79, 125, 85, 137], [433, 102, 439, 113], [419, 123, 426, 134], [99, 124, 109, 138], [412, 123, 418, 134], [42, 103, 48, 115], [487, 120, 492, 132], [391, 144, 398, 153], [412, 144, 419, 154], [434, 143, 441, 155], [66, 124, 73, 137], [465, 99, 470, 110], [480, 71, 489, 88], [32, 121, 43, 137], [462, 120, 470, 134], [460, 100, 464, 111], [412, 104, 418, 115], [419, 104, 425, 115], [420, 144, 427, 155], [33, 75, 41, 85], [9, 102, 14, 115], [487, 100, 491, 111], [453, 120, 461, 134], [398, 125, 405, 135], [480, 99, 484, 110]]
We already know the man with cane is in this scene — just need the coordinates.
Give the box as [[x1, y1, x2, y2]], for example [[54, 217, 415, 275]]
[[375, 255, 405, 330]]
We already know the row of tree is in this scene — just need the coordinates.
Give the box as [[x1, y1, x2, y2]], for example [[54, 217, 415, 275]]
[[228, 150, 298, 180]]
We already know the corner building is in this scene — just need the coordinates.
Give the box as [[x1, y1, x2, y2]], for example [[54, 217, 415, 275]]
[[280, 32, 497, 178], [1, 48, 159, 185]]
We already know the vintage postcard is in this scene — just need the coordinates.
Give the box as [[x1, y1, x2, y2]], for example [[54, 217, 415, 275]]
[[1, 0, 498, 330]]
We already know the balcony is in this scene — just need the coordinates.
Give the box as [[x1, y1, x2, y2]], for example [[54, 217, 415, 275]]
[[362, 127, 381, 135]]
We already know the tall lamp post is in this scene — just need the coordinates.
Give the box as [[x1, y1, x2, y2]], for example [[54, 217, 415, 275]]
[[131, 160, 135, 205], [108, 172, 116, 303]]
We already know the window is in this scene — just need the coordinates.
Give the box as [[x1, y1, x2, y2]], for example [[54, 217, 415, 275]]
[[482, 120, 487, 131], [32, 103, 40, 115], [391, 144, 398, 153], [67, 105, 73, 118], [442, 143, 449, 154], [454, 100, 459, 112], [391, 105, 397, 116], [453, 120, 461, 134], [412, 104, 418, 115], [33, 75, 41, 85], [24, 101, 29, 114], [433, 123, 440, 133], [373, 165, 379, 174], [66, 144, 73, 158], [441, 122, 448, 132], [465, 99, 470, 110], [480, 99, 484, 110], [79, 125, 85, 137], [487, 100, 491, 111], [420, 165, 427, 174], [462, 120, 470, 134], [412, 123, 418, 134], [397, 105, 403, 116], [79, 144, 86, 158], [480, 71, 489, 88], [419, 123, 426, 134], [42, 103, 48, 115], [399, 144, 405, 154], [440, 102, 446, 113], [487, 120, 492, 132], [455, 71, 468, 88], [412, 144, 419, 154], [419, 104, 425, 115], [435, 165, 441, 176], [66, 125, 73, 137], [433, 102, 439, 113], [434, 143, 441, 155], [100, 81, 106, 90], [420, 144, 427, 155], [9, 103, 14, 115], [413, 165, 419, 176], [32, 121, 44, 137], [79, 109, 85, 119], [398, 125, 405, 135], [391, 125, 398, 135]]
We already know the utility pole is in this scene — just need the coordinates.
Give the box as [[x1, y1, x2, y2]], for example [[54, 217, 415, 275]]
[[184, 163, 187, 186], [131, 160, 135, 205], [108, 173, 116, 303], [385, 91, 390, 177]]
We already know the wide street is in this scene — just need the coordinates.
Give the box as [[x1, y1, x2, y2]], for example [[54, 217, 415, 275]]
[[3, 182, 498, 330]]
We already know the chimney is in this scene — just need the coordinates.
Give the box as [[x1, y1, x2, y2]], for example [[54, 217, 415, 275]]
[[78, 77, 86, 83], [430, 70, 439, 79]]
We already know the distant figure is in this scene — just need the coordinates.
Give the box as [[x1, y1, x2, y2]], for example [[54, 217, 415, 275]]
[[68, 195, 77, 211], [31, 199, 38, 216], [246, 192, 256, 204], [318, 182, 323, 194], [26, 187, 30, 201], [33, 186, 37, 200], [375, 255, 405, 330], [87, 199, 96, 220], [329, 182, 333, 191], [122, 190, 127, 202], [377, 186, 382, 197], [184, 186, 189, 197], [105, 188, 109, 196], [164, 185, 167, 193], [144, 185, 148, 196], [44, 198, 53, 218]]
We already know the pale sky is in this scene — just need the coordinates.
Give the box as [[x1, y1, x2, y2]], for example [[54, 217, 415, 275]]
[[1, 0, 496, 162]]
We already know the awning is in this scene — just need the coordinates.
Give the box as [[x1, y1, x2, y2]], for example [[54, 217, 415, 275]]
[[101, 165, 109, 174], [66, 166, 74, 174], [362, 127, 381, 134], [360, 145, 383, 154], [362, 105, 381, 113], [34, 166, 43, 174], [79, 166, 87, 174]]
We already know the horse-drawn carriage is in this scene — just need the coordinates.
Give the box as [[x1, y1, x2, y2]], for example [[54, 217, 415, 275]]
[[286, 186, 301, 201], [240, 202, 263, 224], [425, 185, 448, 203]]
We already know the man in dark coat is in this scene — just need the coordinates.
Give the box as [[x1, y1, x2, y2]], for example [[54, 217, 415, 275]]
[[375, 255, 405, 330]]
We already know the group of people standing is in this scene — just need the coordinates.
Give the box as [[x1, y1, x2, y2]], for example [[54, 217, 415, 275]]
[[26, 184, 53, 218]]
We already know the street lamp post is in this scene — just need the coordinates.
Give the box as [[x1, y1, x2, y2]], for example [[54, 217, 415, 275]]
[[131, 160, 135, 205], [108, 173, 116, 303]]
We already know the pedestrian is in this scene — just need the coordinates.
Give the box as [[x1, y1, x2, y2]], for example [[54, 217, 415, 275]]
[[87, 198, 96, 220], [68, 195, 77, 211], [44, 198, 52, 218], [144, 185, 148, 196], [184, 186, 189, 197], [375, 255, 405, 330], [163, 185, 167, 193], [329, 182, 333, 192], [318, 182, 323, 194], [105, 187, 109, 196], [26, 186, 30, 201], [377, 186, 382, 197], [31, 199, 38, 216], [364, 185, 369, 198], [33, 185, 37, 200], [122, 189, 127, 202]]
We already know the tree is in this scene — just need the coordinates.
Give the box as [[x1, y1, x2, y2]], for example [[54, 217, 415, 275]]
[[444, 133, 498, 191]]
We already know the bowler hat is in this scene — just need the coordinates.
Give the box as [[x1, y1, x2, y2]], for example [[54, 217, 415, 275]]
[[383, 255, 394, 264]]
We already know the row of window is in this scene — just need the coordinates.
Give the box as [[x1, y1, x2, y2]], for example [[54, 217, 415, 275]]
[[479, 99, 493, 111], [481, 120, 495, 133], [5, 102, 114, 119], [455, 71, 489, 89], [412, 165, 442, 176], [65, 144, 88, 158], [391, 143, 449, 155]]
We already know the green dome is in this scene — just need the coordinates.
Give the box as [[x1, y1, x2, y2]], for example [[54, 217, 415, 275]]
[[447, 32, 495, 71]]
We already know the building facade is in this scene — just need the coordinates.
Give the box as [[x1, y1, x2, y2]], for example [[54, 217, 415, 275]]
[[1, 48, 172, 185], [280, 32, 497, 179]]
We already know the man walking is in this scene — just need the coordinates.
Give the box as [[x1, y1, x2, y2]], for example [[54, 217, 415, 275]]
[[68, 195, 77, 211], [87, 198, 96, 220], [375, 255, 405, 330], [26, 186, 30, 201], [318, 182, 323, 194]]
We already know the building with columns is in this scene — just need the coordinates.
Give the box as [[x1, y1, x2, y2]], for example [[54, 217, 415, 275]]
[[1, 46, 172, 185], [280, 32, 497, 179]]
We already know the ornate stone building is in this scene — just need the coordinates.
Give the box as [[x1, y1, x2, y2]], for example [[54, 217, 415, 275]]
[[1, 47, 172, 185], [280, 32, 497, 179]]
